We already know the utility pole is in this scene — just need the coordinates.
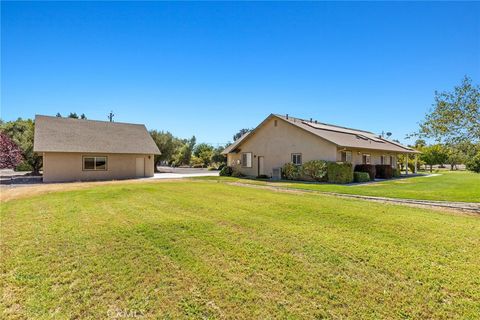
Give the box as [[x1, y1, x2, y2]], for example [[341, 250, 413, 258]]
[[108, 111, 114, 122]]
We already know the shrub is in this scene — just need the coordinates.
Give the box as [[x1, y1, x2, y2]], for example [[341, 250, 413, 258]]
[[256, 174, 269, 179], [354, 171, 370, 183], [302, 160, 328, 181], [231, 168, 244, 177], [375, 165, 394, 179], [282, 163, 302, 180], [327, 162, 353, 184], [219, 166, 233, 176], [15, 161, 33, 172], [354, 164, 376, 180], [466, 152, 480, 173]]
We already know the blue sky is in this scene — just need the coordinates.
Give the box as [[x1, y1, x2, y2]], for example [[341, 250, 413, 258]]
[[2, 1, 479, 145]]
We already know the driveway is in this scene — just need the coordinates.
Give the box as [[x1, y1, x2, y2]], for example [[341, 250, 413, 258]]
[[153, 171, 219, 179], [154, 166, 219, 179]]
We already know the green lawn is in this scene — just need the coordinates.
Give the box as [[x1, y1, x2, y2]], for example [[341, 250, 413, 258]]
[[203, 170, 480, 202], [1, 181, 480, 319]]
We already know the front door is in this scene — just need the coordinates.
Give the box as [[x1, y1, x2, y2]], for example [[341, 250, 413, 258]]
[[258, 156, 265, 176], [135, 157, 145, 177]]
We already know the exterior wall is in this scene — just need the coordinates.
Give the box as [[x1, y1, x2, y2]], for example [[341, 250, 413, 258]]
[[42, 152, 154, 183], [335, 148, 398, 168], [227, 117, 337, 177]]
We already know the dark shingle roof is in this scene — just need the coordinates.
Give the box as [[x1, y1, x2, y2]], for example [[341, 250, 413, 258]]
[[34, 115, 161, 155]]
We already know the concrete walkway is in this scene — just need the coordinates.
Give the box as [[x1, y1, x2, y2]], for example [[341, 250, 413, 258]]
[[227, 182, 480, 214], [153, 172, 219, 179]]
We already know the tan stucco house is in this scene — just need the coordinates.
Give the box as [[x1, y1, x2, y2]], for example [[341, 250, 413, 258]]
[[34, 115, 161, 183], [222, 114, 419, 178]]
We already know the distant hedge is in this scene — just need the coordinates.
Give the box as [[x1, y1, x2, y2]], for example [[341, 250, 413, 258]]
[[354, 164, 376, 181], [327, 162, 353, 184]]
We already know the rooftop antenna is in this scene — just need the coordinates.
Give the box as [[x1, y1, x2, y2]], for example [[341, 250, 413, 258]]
[[108, 111, 115, 122]]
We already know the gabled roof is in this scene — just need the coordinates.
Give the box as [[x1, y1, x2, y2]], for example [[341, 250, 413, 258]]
[[34, 115, 161, 155], [223, 114, 419, 154]]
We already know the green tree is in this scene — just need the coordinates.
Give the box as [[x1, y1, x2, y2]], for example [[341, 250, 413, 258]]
[[233, 128, 251, 141], [80, 113, 87, 120], [466, 152, 480, 173], [211, 146, 227, 165], [420, 144, 449, 172], [193, 143, 215, 167], [68, 112, 79, 119], [173, 136, 196, 166], [149, 130, 183, 171], [0, 118, 42, 174], [56, 112, 62, 117], [416, 76, 480, 144]]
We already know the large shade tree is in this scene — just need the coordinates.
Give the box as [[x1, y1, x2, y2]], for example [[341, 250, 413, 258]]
[[0, 118, 42, 174], [0, 132, 23, 169], [149, 130, 183, 171], [416, 76, 479, 144]]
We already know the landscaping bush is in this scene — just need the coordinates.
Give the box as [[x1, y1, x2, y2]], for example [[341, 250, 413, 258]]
[[354, 171, 371, 183], [256, 174, 269, 179], [301, 160, 328, 181], [282, 163, 302, 180], [219, 166, 233, 176], [327, 162, 353, 184], [231, 168, 244, 177], [15, 161, 33, 172], [354, 164, 376, 180], [466, 152, 480, 173], [375, 165, 394, 179]]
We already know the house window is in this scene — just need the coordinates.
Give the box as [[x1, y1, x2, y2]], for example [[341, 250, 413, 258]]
[[274, 120, 278, 127], [341, 151, 352, 163], [380, 155, 385, 165], [292, 153, 302, 165], [241, 152, 252, 168], [83, 156, 107, 171], [362, 154, 371, 164], [390, 156, 394, 167]]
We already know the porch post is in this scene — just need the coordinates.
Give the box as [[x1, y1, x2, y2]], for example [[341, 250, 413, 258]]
[[405, 153, 408, 175], [414, 154, 418, 174]]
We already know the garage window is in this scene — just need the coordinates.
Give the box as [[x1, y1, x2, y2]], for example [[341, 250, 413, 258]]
[[83, 156, 107, 171]]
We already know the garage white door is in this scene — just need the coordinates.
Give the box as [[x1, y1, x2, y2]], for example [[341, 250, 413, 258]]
[[135, 158, 145, 177]]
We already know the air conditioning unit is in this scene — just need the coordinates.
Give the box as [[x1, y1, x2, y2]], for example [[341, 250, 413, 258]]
[[272, 167, 282, 180]]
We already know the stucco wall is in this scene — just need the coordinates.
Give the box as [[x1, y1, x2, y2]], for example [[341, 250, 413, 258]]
[[227, 117, 338, 177], [42, 152, 154, 183]]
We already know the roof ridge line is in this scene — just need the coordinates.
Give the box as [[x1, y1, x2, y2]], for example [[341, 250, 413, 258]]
[[35, 114, 146, 127]]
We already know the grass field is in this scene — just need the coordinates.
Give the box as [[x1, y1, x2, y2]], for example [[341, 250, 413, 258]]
[[203, 171, 480, 202], [1, 180, 479, 319]]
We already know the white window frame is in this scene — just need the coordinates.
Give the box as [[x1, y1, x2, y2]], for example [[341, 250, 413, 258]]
[[341, 150, 352, 163], [291, 153, 302, 165], [241, 152, 253, 168], [380, 155, 385, 165], [83, 156, 108, 171]]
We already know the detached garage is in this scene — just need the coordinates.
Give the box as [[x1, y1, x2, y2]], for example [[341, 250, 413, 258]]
[[33, 115, 161, 183]]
